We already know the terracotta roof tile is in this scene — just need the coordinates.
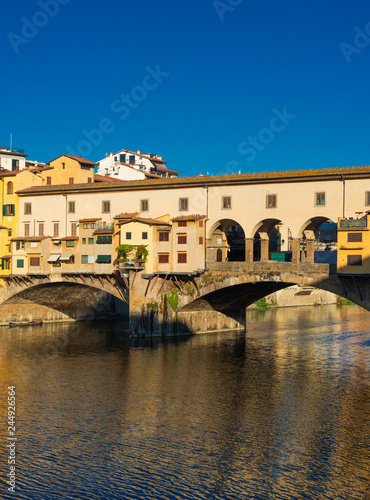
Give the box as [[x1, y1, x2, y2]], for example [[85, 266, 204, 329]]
[[10, 236, 50, 242], [79, 218, 102, 222], [16, 165, 370, 195], [114, 212, 140, 220], [60, 236, 79, 241], [172, 214, 206, 222], [119, 217, 171, 227]]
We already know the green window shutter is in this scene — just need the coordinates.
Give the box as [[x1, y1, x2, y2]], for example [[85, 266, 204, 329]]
[[17, 259, 24, 268], [1, 260, 4, 270], [3, 205, 7, 216]]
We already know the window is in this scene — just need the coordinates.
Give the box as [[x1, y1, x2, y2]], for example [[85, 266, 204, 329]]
[[114, 156, 117, 161], [178, 252, 187, 263], [266, 194, 277, 208], [141, 199, 149, 212], [3, 205, 15, 216], [129, 155, 135, 164], [62, 162, 65, 169], [30, 242, 38, 248], [69, 177, 74, 185], [178, 234, 187, 244], [316, 192, 325, 206], [102, 201, 110, 213], [24, 223, 30, 237], [7, 182, 13, 194], [348, 233, 362, 242], [96, 255, 112, 263], [8, 229, 12, 237], [24, 203, 32, 215], [142, 232, 148, 239], [91, 223, 95, 229], [366, 191, 370, 206], [38, 223, 44, 236], [124, 232, 131, 240], [82, 238, 87, 244], [68, 201, 75, 213], [66, 240, 75, 247], [178, 221, 187, 227], [29, 257, 40, 267], [96, 235, 112, 244], [16, 259, 24, 268], [159, 231, 169, 241], [88, 255, 94, 264], [179, 198, 188, 211], [12, 159, 19, 170], [87, 177, 92, 183], [47, 176, 52, 185], [347, 255, 362, 266], [199, 237, 203, 244], [81, 255, 88, 264], [120, 154, 126, 163], [199, 220, 204, 228], [53, 223, 59, 237], [71, 223, 77, 236], [83, 223, 90, 229], [158, 254, 169, 264], [88, 238, 94, 244], [16, 242, 20, 250], [222, 196, 231, 209]]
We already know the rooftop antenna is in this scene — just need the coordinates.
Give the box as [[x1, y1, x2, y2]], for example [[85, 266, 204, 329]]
[[10, 133, 12, 152]]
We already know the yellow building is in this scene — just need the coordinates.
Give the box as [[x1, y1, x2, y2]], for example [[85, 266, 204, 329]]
[[48, 155, 96, 185], [0, 155, 97, 279], [337, 214, 370, 274], [115, 214, 206, 274]]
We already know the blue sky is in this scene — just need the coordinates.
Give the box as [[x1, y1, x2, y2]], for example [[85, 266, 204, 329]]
[[1, 0, 370, 176]]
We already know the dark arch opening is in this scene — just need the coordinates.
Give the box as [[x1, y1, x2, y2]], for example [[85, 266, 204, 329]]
[[207, 219, 246, 262], [1, 282, 128, 321]]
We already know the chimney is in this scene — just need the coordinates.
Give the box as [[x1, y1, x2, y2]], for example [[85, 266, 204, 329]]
[[137, 149, 140, 154], [157, 155, 162, 160]]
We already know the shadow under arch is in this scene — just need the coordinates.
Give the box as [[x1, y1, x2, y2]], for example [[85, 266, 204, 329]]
[[298, 216, 336, 239], [207, 218, 246, 262], [1, 281, 128, 321], [250, 218, 283, 261]]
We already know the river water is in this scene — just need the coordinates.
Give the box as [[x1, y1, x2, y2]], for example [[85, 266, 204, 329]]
[[0, 304, 369, 499]]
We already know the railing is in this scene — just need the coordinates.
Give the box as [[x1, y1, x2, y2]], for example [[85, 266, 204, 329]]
[[96, 223, 114, 231], [339, 217, 367, 228]]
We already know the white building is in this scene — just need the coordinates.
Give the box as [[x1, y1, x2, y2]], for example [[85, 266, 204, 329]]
[[0, 147, 28, 172], [97, 148, 180, 181]]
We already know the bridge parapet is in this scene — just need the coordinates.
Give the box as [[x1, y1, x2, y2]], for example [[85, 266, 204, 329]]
[[206, 261, 335, 275]]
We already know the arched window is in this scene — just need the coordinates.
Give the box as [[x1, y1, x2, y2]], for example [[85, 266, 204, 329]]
[[7, 182, 13, 195]]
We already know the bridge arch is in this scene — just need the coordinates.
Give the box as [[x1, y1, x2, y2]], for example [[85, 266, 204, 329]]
[[207, 218, 247, 262], [0, 276, 128, 322]]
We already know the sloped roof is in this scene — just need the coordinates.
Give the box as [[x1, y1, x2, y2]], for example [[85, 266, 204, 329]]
[[119, 216, 171, 227], [16, 165, 370, 196], [49, 154, 96, 166], [172, 214, 206, 222]]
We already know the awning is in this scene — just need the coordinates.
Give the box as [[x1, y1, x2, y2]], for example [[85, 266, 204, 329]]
[[0, 255, 11, 260], [60, 253, 74, 261], [47, 254, 61, 263]]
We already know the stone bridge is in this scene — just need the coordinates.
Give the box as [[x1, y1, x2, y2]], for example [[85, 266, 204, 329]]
[[0, 264, 369, 334], [128, 262, 370, 336], [0, 272, 128, 324]]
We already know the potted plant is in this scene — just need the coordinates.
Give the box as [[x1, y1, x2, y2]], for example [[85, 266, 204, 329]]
[[135, 244, 148, 266], [116, 244, 135, 267]]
